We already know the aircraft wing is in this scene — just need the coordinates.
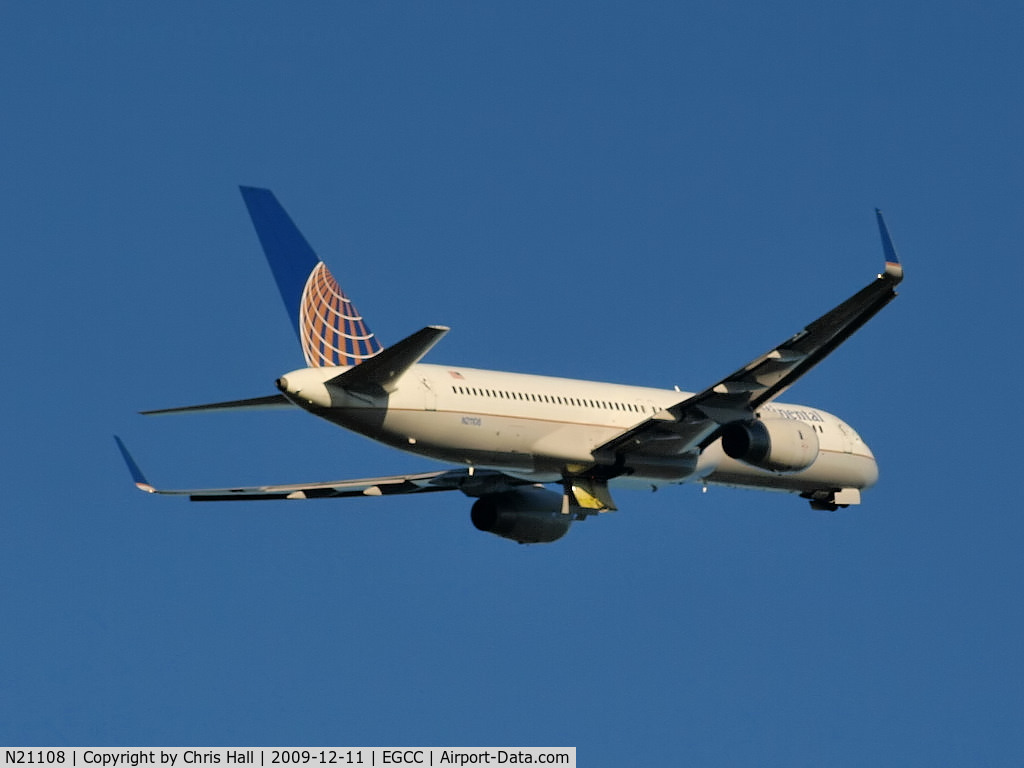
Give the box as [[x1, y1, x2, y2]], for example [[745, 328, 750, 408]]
[[594, 210, 904, 462], [114, 437, 528, 502]]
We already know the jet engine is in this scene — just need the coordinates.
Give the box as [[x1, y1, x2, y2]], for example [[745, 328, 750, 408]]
[[470, 487, 571, 544], [720, 418, 820, 473]]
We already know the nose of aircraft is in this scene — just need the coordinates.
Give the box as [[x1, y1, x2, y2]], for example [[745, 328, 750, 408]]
[[860, 451, 880, 489], [846, 438, 880, 490]]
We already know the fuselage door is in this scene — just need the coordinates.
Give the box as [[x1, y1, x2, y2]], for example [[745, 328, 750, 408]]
[[834, 419, 855, 454], [420, 376, 438, 411]]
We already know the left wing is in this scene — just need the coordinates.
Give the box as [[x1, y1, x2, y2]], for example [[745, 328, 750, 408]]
[[114, 437, 527, 502], [594, 210, 904, 462]]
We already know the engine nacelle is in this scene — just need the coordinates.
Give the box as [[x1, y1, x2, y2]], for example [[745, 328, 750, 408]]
[[720, 418, 820, 473], [470, 487, 571, 544]]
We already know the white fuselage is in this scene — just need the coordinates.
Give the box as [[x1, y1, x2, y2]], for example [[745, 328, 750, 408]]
[[277, 363, 879, 496]]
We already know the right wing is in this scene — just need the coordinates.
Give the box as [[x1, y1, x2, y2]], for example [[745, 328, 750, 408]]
[[594, 210, 904, 463], [114, 437, 528, 502]]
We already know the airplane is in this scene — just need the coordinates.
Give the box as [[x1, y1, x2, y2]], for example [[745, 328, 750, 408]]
[[116, 187, 904, 544]]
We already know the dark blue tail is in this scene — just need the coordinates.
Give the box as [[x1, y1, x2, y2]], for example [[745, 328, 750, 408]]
[[240, 187, 383, 367]]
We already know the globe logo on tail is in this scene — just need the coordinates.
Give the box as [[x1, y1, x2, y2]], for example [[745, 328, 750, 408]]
[[299, 262, 382, 367]]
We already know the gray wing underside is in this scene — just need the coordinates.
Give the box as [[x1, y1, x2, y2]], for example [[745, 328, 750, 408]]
[[114, 437, 528, 502]]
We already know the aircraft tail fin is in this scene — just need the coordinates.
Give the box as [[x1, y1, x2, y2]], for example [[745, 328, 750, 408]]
[[239, 186, 383, 367]]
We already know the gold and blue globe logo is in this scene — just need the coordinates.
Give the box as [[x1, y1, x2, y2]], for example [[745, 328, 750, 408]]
[[299, 262, 382, 367]]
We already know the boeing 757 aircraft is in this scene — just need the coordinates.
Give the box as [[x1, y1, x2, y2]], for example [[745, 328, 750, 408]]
[[116, 187, 903, 543]]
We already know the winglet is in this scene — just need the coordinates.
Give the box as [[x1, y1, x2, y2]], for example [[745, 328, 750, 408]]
[[114, 436, 156, 493], [875, 208, 904, 282]]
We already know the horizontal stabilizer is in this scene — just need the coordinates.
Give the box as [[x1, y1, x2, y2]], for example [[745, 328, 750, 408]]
[[141, 394, 293, 416], [327, 325, 449, 394]]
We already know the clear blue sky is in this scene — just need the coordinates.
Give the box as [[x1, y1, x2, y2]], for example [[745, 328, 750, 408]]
[[3, 2, 1022, 764]]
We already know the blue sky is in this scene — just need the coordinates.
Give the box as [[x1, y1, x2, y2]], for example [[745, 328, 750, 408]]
[[2, 2, 1022, 763]]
